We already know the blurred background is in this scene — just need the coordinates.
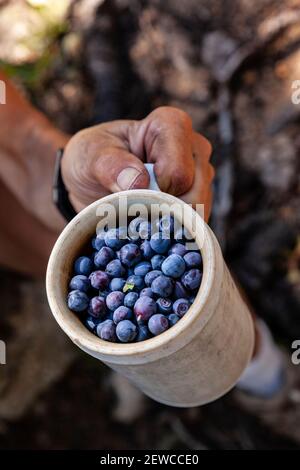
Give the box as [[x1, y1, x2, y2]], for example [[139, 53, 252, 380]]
[[0, 0, 300, 450]]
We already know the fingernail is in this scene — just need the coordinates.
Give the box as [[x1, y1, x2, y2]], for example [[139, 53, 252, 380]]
[[117, 167, 143, 190]]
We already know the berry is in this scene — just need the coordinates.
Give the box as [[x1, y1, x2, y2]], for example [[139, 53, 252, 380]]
[[106, 291, 125, 311], [168, 243, 187, 257], [151, 254, 165, 270], [104, 227, 128, 250], [161, 254, 185, 278], [67, 290, 89, 312], [92, 231, 106, 251], [158, 215, 174, 236], [174, 227, 192, 243], [134, 261, 152, 277], [94, 246, 115, 268], [156, 298, 173, 314], [136, 325, 150, 342], [120, 243, 142, 267], [98, 290, 110, 299], [134, 296, 157, 323], [97, 319, 116, 342], [116, 320, 137, 343], [109, 277, 126, 292], [105, 259, 126, 278], [148, 314, 169, 336], [69, 275, 90, 293], [138, 220, 152, 240], [124, 292, 139, 308], [140, 287, 154, 298], [74, 256, 93, 276], [113, 306, 132, 324], [88, 296, 107, 318], [140, 240, 155, 260], [144, 270, 162, 286], [150, 232, 171, 254], [173, 298, 190, 317], [85, 315, 101, 332], [126, 275, 145, 291], [168, 313, 180, 326], [184, 251, 202, 269], [128, 217, 146, 241], [151, 275, 173, 298], [181, 269, 202, 291], [174, 281, 189, 299], [89, 271, 110, 290]]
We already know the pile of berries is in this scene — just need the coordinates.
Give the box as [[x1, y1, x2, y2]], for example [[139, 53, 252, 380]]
[[67, 216, 202, 343]]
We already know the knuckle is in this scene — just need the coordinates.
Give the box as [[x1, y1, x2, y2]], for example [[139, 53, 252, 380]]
[[172, 167, 193, 194]]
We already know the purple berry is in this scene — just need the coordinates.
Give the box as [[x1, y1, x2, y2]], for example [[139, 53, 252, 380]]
[[150, 232, 171, 254], [97, 319, 116, 341], [161, 254, 185, 278], [168, 243, 187, 257], [144, 270, 162, 286], [94, 246, 115, 268], [174, 281, 189, 299], [89, 270, 110, 290], [151, 255, 165, 270], [140, 287, 154, 298], [151, 275, 173, 298], [156, 298, 173, 314], [74, 256, 93, 276], [148, 314, 169, 336], [120, 243, 142, 267], [106, 291, 125, 311], [109, 277, 126, 291], [184, 251, 202, 269], [113, 306, 132, 324], [173, 298, 190, 317], [168, 313, 180, 326], [181, 269, 202, 291], [104, 227, 127, 250], [69, 275, 90, 292], [134, 261, 152, 277], [124, 291, 139, 308], [134, 296, 157, 323], [116, 320, 137, 342], [136, 325, 150, 342], [88, 296, 107, 318], [140, 240, 155, 260], [67, 290, 89, 312], [105, 259, 126, 278]]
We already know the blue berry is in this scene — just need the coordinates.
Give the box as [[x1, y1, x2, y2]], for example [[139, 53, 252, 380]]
[[106, 291, 125, 311], [150, 232, 171, 254], [173, 298, 190, 317], [151, 275, 173, 298], [109, 277, 126, 292], [98, 289, 110, 299], [148, 314, 169, 336], [88, 296, 107, 318], [136, 325, 150, 342], [104, 227, 128, 250], [168, 243, 187, 257], [113, 306, 133, 324], [89, 271, 110, 290], [94, 246, 115, 268], [174, 281, 189, 299], [120, 243, 142, 267], [105, 259, 126, 278], [184, 251, 202, 269], [161, 254, 185, 278], [168, 313, 180, 326], [97, 319, 116, 342], [181, 269, 202, 291], [138, 220, 152, 240], [128, 217, 146, 241], [124, 291, 139, 308], [116, 320, 137, 342], [134, 261, 152, 276], [158, 215, 174, 236], [85, 315, 101, 332], [134, 296, 157, 323], [92, 231, 106, 251], [156, 298, 173, 314], [151, 254, 165, 270], [126, 274, 145, 291], [174, 227, 192, 243], [144, 270, 162, 286], [74, 256, 93, 276], [140, 240, 155, 260], [140, 287, 154, 298], [69, 275, 90, 293], [67, 290, 89, 312]]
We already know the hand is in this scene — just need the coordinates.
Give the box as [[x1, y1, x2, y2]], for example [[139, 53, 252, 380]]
[[62, 107, 214, 220]]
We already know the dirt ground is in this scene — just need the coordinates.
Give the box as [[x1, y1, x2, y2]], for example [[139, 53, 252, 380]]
[[0, 0, 300, 450]]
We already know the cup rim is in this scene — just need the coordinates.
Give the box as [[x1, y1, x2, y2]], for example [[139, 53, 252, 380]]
[[46, 190, 220, 364]]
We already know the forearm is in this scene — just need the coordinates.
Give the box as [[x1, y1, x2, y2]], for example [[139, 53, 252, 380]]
[[0, 73, 70, 232]]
